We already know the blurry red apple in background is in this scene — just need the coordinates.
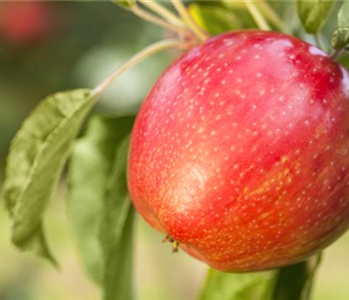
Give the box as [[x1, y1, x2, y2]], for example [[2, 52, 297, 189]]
[[0, 1, 51, 45], [128, 30, 349, 271]]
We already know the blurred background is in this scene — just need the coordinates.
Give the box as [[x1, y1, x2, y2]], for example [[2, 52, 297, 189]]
[[0, 1, 349, 300]]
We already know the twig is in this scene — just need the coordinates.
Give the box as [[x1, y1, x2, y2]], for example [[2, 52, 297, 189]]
[[256, 0, 287, 32], [171, 0, 209, 42], [139, 0, 186, 28], [93, 39, 188, 97], [132, 5, 185, 34], [244, 1, 271, 31]]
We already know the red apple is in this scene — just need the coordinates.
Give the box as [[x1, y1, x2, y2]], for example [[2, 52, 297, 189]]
[[0, 1, 51, 45], [128, 30, 349, 271]]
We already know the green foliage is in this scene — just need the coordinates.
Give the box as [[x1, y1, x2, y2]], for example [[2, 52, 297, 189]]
[[338, 0, 349, 28], [113, 0, 137, 10], [1, 89, 95, 265], [332, 1, 349, 50], [198, 269, 274, 300], [220, 1, 258, 29], [190, 1, 287, 34], [68, 115, 135, 300], [272, 255, 321, 300], [296, 0, 335, 33], [195, 0, 224, 6], [101, 137, 135, 300], [199, 256, 321, 300], [189, 3, 241, 35]]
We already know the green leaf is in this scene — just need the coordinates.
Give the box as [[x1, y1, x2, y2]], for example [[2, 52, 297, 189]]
[[189, 3, 241, 35], [101, 193, 135, 300], [338, 0, 349, 28], [198, 269, 275, 300], [113, 0, 137, 10], [271, 255, 321, 300], [193, 1, 284, 32], [67, 115, 135, 300], [332, 1, 349, 50], [296, 0, 335, 33], [1, 89, 95, 265], [99, 136, 135, 300], [199, 255, 321, 300], [99, 135, 135, 300], [193, 0, 224, 6], [68, 116, 133, 283]]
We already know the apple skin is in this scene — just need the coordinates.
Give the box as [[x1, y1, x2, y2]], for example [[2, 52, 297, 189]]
[[0, 1, 50, 45], [128, 30, 349, 272]]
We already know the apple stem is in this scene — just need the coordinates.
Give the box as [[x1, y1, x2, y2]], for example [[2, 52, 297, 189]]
[[244, 1, 271, 31], [139, 0, 186, 29], [170, 0, 210, 42], [256, 0, 287, 32], [330, 48, 345, 61], [132, 5, 186, 35], [92, 39, 188, 97]]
